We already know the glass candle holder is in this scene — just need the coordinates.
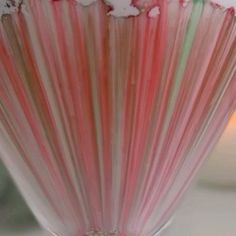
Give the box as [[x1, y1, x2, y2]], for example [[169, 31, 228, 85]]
[[0, 0, 236, 235]]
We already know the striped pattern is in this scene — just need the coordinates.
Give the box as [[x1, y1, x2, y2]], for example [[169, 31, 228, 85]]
[[0, 0, 236, 235]]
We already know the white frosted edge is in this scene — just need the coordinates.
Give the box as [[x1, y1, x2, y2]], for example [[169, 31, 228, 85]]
[[0, 0, 22, 18], [76, 0, 140, 17], [0, 0, 235, 19], [76, 0, 235, 17], [104, 0, 140, 17], [77, 0, 140, 17], [148, 6, 160, 18]]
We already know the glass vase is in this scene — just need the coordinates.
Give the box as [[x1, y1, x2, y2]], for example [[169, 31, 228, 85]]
[[0, 0, 236, 235]]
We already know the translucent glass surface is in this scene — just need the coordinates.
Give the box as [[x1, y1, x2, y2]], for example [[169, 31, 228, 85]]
[[0, 0, 236, 235]]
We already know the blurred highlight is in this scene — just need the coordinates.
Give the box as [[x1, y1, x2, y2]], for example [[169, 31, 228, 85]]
[[230, 112, 236, 125]]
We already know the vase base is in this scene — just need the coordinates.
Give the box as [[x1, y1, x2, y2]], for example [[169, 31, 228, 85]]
[[152, 216, 174, 236], [86, 230, 118, 236], [84, 217, 173, 236]]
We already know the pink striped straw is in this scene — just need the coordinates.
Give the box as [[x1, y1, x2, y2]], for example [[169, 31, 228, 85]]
[[0, 0, 236, 235]]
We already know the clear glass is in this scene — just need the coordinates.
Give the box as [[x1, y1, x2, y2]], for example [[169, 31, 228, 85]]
[[0, 0, 236, 235]]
